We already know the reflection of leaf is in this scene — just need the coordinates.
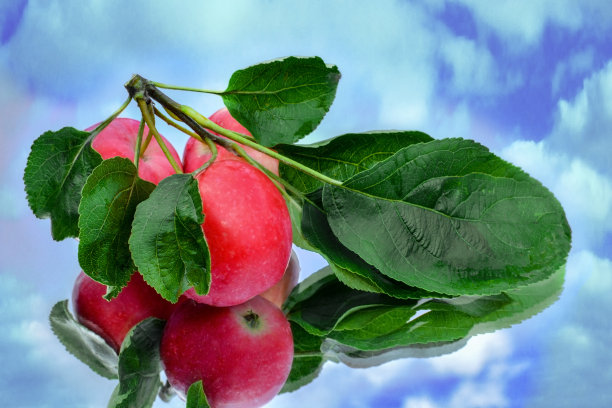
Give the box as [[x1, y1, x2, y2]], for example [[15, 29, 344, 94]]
[[108, 318, 165, 408], [323, 138, 571, 296], [280, 323, 324, 394], [287, 264, 565, 358], [321, 337, 468, 369], [48, 300, 118, 379], [286, 267, 411, 336]]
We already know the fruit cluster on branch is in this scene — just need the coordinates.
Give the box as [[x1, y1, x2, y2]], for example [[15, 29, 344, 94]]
[[25, 56, 571, 408]]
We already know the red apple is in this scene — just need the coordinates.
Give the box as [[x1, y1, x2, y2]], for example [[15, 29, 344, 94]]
[[87, 117, 183, 184], [261, 250, 300, 308], [183, 145, 292, 306], [183, 107, 279, 175], [160, 296, 294, 407], [72, 271, 176, 352]]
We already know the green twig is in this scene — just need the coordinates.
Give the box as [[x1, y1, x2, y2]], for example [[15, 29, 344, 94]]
[[90, 95, 132, 136], [136, 99, 182, 174], [134, 118, 145, 171]]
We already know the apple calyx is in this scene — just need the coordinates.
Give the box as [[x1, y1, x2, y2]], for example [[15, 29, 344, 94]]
[[243, 310, 260, 330]]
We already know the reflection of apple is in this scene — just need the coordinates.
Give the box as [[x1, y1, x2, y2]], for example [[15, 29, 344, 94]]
[[183, 107, 279, 175], [72, 271, 176, 352], [87, 117, 183, 183], [183, 146, 292, 306], [261, 250, 300, 308], [160, 296, 294, 407]]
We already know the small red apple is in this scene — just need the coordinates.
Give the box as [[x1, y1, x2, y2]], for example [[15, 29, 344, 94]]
[[261, 250, 300, 308], [160, 296, 294, 407], [87, 117, 183, 184], [183, 145, 292, 307], [72, 271, 176, 352], [183, 107, 279, 175]]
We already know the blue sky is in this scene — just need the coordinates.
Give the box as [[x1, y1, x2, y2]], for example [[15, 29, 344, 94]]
[[1, 0, 611, 407]]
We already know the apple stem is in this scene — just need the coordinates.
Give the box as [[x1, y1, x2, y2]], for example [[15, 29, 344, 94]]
[[181, 105, 344, 187], [136, 99, 183, 174], [149, 80, 222, 95], [192, 137, 219, 176], [125, 75, 343, 188], [88, 95, 132, 138], [158, 380, 177, 402], [154, 107, 205, 143], [133, 118, 146, 170]]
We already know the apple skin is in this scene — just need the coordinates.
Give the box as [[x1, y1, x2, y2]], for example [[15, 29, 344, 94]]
[[72, 271, 176, 352], [261, 250, 300, 308], [183, 146, 292, 306], [183, 107, 279, 175], [87, 117, 183, 184], [160, 296, 294, 407]]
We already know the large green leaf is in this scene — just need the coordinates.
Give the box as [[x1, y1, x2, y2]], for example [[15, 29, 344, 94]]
[[107, 318, 165, 408], [49, 300, 118, 379], [277, 130, 433, 194], [78, 158, 155, 296], [24, 127, 102, 240], [323, 138, 571, 296], [301, 191, 444, 299], [221, 56, 340, 146], [130, 174, 210, 303]]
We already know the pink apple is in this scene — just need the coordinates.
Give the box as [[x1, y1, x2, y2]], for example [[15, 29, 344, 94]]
[[72, 271, 176, 352], [87, 117, 183, 184], [160, 296, 294, 407], [183, 145, 292, 306], [183, 107, 279, 175], [261, 250, 300, 308]]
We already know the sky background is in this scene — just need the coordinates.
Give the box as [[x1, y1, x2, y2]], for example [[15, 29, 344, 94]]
[[1, 0, 611, 407]]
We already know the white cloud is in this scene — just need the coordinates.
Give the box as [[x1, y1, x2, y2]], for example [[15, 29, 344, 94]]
[[439, 36, 523, 96], [548, 59, 612, 176], [429, 332, 512, 377], [551, 47, 596, 96], [500, 140, 612, 250], [452, 0, 583, 51], [403, 396, 439, 408]]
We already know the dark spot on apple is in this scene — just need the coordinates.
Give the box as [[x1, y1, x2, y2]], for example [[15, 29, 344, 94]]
[[243, 309, 260, 329]]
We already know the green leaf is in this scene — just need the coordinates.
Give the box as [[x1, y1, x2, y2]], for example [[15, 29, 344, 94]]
[[284, 193, 315, 251], [24, 127, 102, 240], [186, 381, 211, 408], [323, 138, 571, 296], [281, 323, 325, 394], [108, 318, 165, 408], [286, 267, 412, 336], [221, 56, 340, 146], [130, 174, 210, 303], [49, 300, 118, 379], [301, 192, 445, 299], [277, 130, 433, 194], [78, 157, 155, 294], [329, 266, 564, 352], [321, 337, 468, 369], [285, 264, 563, 353]]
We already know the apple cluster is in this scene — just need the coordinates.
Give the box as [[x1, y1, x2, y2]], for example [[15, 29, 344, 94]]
[[72, 109, 298, 407]]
